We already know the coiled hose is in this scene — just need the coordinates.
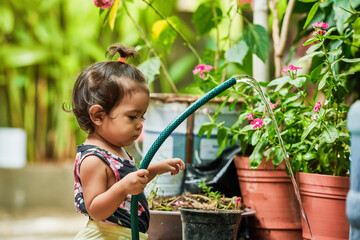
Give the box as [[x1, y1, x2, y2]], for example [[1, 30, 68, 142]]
[[130, 77, 237, 239]]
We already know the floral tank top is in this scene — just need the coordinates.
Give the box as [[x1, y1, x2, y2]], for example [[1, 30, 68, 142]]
[[73, 145, 150, 233]]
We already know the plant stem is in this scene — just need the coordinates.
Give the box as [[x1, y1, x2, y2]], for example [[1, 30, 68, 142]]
[[211, 0, 220, 71], [141, 0, 202, 62], [123, 1, 179, 94]]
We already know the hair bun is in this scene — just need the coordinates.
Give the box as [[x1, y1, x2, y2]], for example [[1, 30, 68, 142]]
[[106, 43, 138, 60]]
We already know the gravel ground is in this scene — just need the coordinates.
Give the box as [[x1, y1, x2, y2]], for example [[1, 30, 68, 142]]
[[0, 209, 88, 240]]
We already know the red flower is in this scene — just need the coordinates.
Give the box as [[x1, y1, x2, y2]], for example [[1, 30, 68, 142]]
[[288, 64, 303, 71], [247, 113, 254, 120], [93, 0, 114, 9], [192, 64, 213, 78], [313, 102, 321, 113], [312, 22, 329, 29], [250, 118, 264, 129]]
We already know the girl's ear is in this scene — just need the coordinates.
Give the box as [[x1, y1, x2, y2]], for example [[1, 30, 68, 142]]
[[89, 105, 105, 125]]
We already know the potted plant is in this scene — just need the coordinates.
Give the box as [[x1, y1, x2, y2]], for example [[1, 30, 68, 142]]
[[204, 2, 360, 239], [146, 181, 253, 240]]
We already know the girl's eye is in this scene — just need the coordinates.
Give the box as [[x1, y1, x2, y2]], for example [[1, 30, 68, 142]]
[[141, 116, 146, 121], [129, 116, 137, 120]]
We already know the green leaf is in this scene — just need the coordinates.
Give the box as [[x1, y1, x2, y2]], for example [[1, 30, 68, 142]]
[[303, 37, 319, 46], [318, 71, 329, 90], [192, 3, 222, 36], [152, 16, 179, 52], [301, 121, 319, 141], [310, 63, 324, 82], [213, 96, 230, 120], [297, 51, 324, 62], [217, 127, 228, 148], [322, 124, 339, 143], [243, 24, 269, 63], [306, 42, 322, 54], [224, 40, 249, 65], [239, 124, 254, 133], [289, 76, 307, 88], [272, 147, 285, 167], [303, 152, 318, 160], [303, 2, 320, 29], [299, 0, 318, 2], [341, 58, 360, 63], [251, 130, 262, 146], [283, 93, 300, 104], [267, 76, 290, 92], [138, 57, 161, 85], [249, 140, 268, 169], [198, 122, 217, 137], [351, 17, 360, 55]]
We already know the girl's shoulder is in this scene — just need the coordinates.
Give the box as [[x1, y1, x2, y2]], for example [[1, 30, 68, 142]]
[[76, 144, 135, 166]]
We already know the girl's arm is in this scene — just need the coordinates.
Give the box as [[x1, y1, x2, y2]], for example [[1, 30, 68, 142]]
[[147, 158, 185, 182], [79, 155, 149, 221]]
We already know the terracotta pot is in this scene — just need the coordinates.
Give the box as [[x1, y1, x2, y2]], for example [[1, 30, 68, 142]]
[[234, 155, 302, 240], [297, 172, 350, 240], [147, 210, 182, 240]]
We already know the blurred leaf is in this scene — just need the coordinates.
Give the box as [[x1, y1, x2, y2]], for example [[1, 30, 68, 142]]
[[224, 40, 249, 65], [351, 17, 360, 55], [0, 6, 14, 34], [249, 140, 267, 169], [138, 57, 161, 85], [306, 42, 322, 54], [152, 16, 179, 52], [243, 24, 269, 63], [289, 76, 307, 88], [192, 2, 222, 36], [268, 76, 290, 92], [322, 124, 339, 143], [251, 130, 262, 146], [310, 63, 323, 81], [109, 0, 120, 30], [303, 2, 319, 29], [272, 147, 285, 167], [301, 121, 319, 141], [0, 45, 51, 68]]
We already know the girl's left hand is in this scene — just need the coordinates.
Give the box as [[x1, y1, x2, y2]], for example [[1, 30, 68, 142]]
[[166, 158, 185, 176], [148, 158, 185, 179]]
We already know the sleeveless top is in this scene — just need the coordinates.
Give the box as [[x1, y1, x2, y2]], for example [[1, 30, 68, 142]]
[[73, 144, 150, 233]]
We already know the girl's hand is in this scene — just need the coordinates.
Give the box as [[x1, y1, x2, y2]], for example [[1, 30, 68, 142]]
[[148, 158, 185, 180], [120, 169, 149, 195]]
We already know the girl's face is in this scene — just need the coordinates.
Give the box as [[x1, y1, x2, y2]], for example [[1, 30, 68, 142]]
[[97, 90, 149, 148]]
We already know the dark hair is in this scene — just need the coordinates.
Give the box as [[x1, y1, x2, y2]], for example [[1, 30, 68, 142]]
[[69, 43, 149, 133]]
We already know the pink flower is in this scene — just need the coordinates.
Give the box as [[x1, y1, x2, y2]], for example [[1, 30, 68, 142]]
[[93, 0, 114, 9], [175, 200, 183, 206], [247, 113, 254, 120], [312, 115, 318, 121], [313, 102, 321, 113], [192, 64, 213, 78], [234, 197, 241, 207], [263, 101, 280, 117], [288, 64, 303, 71], [313, 30, 326, 36], [281, 65, 289, 74], [312, 22, 329, 29], [250, 118, 264, 129]]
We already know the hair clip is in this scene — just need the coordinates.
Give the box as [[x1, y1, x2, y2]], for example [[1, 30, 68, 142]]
[[118, 57, 126, 63]]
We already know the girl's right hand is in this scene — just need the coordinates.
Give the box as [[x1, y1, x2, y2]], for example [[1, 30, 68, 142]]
[[121, 169, 149, 195]]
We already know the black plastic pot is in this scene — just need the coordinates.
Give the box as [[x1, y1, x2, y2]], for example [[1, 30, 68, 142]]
[[179, 208, 242, 240]]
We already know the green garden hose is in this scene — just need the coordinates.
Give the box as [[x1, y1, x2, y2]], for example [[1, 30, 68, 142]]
[[130, 77, 237, 240]]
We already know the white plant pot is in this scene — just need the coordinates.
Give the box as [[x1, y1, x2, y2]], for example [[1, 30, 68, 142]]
[[0, 127, 26, 168]]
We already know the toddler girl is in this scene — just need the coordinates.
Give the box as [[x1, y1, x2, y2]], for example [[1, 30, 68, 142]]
[[70, 43, 185, 239]]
